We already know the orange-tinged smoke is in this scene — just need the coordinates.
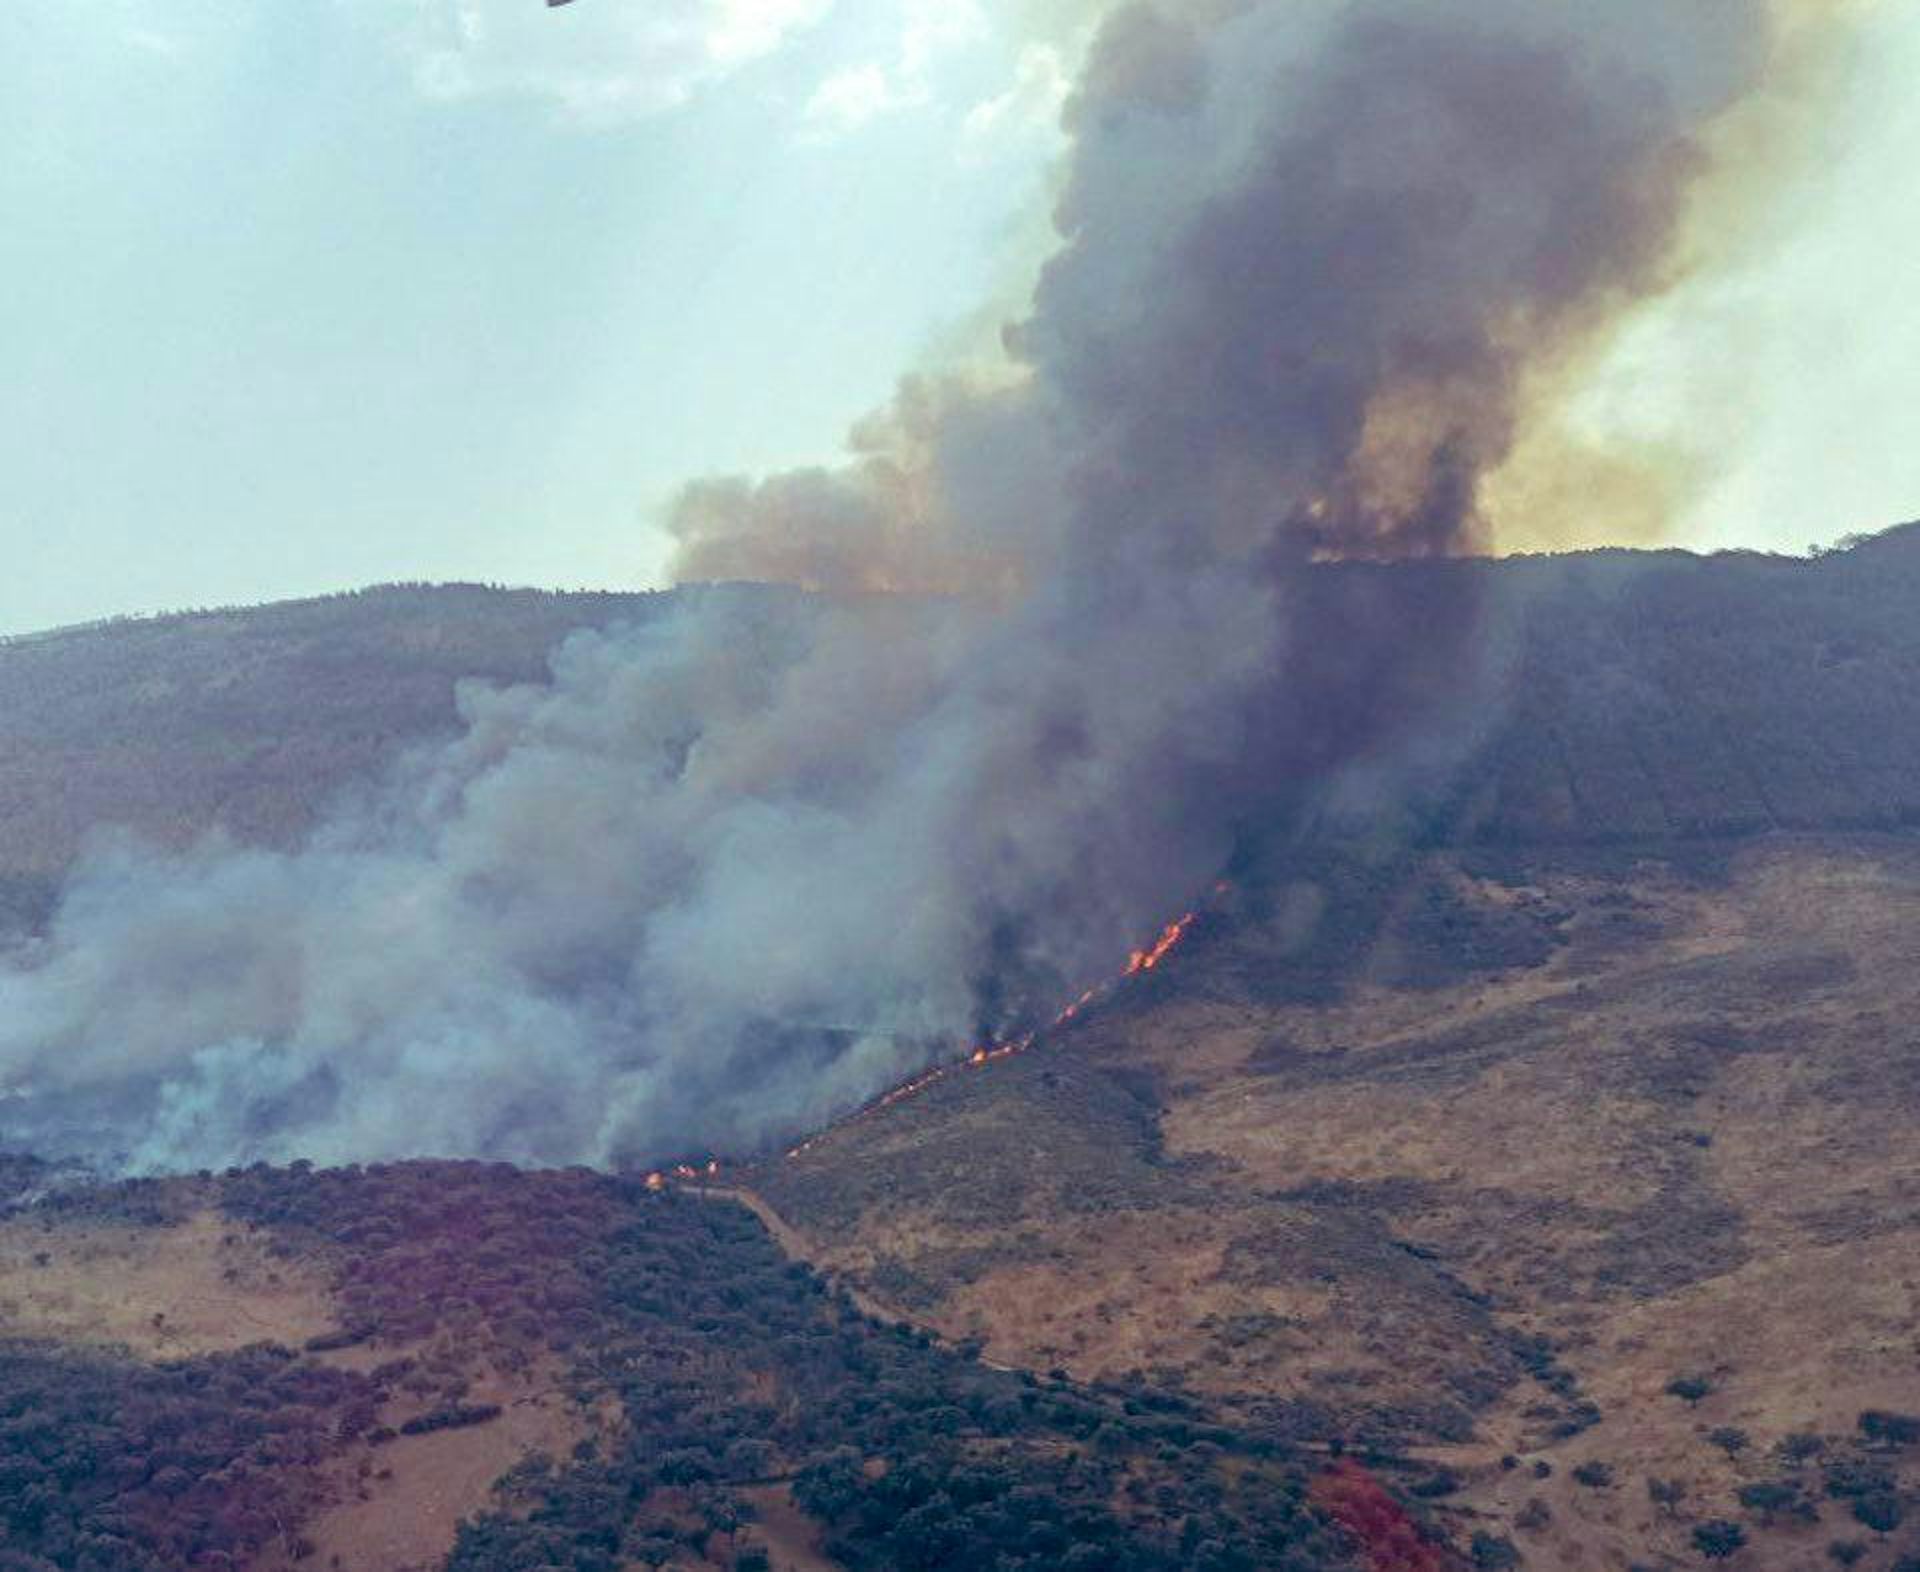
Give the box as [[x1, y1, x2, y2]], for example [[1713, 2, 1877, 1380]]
[[670, 0, 1871, 581], [1482, 0, 1871, 556]]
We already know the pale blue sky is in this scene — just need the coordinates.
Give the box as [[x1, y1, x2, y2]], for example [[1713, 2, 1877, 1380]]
[[0, 0, 1072, 633], [2, 0, 1916, 635]]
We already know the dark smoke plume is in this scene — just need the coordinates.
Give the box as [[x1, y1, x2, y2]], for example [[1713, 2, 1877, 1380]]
[[0, 0, 1797, 1170]]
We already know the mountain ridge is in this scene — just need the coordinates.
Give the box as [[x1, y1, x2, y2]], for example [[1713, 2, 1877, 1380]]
[[4, 530, 1920, 1567], [6, 524, 1920, 937]]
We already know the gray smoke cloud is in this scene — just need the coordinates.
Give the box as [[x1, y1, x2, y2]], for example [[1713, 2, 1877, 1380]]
[[2, 0, 1784, 1170]]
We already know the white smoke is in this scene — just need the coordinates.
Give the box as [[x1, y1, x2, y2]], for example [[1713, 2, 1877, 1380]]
[[1, 0, 1796, 1170]]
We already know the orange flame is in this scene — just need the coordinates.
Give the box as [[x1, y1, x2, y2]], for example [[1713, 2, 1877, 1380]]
[[643, 1156, 725, 1191], [1126, 913, 1195, 976], [784, 903, 1208, 1160]]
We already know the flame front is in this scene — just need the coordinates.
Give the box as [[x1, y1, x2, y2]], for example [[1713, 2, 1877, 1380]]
[[643, 1156, 723, 1191], [784, 905, 1204, 1160], [1125, 914, 1196, 976]]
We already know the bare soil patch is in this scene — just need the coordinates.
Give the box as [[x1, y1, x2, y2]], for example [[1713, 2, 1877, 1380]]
[[739, 1483, 844, 1572], [263, 1366, 591, 1572], [0, 1206, 336, 1356]]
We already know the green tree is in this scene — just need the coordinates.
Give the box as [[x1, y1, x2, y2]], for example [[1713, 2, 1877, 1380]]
[[1858, 1410, 1920, 1447], [1692, 1520, 1747, 1559], [1707, 1426, 1749, 1458], [1648, 1477, 1687, 1516], [1470, 1533, 1521, 1569], [1738, 1479, 1813, 1524], [1850, 1491, 1903, 1534]]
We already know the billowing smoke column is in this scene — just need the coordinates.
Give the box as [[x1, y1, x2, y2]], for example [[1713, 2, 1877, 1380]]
[[2, 0, 1779, 1170]]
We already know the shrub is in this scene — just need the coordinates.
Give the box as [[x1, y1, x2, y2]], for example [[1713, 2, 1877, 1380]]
[[1470, 1532, 1521, 1569], [1824, 1460, 1895, 1500], [1707, 1426, 1749, 1458], [1858, 1410, 1920, 1447], [396, 1403, 501, 1437], [1738, 1479, 1813, 1523], [1692, 1520, 1747, 1559], [1849, 1491, 1903, 1534], [1667, 1376, 1713, 1405], [1648, 1477, 1687, 1514]]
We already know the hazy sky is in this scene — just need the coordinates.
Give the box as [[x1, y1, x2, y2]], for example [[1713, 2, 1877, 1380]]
[[2, 0, 1916, 636]]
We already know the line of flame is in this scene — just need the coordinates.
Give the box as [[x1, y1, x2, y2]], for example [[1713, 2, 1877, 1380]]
[[643, 905, 1205, 1185], [1125, 913, 1196, 975], [782, 907, 1200, 1162]]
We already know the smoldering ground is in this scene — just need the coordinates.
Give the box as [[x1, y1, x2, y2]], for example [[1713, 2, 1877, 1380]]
[[0, 0, 1834, 1169]]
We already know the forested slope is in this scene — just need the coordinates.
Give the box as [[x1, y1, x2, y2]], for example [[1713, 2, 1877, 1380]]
[[0, 1162, 1364, 1572], [1433, 526, 1920, 841], [4, 526, 1920, 939]]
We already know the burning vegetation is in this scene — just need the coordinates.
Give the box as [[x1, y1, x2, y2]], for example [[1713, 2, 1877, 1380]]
[[778, 903, 1204, 1167], [0, 0, 1856, 1176]]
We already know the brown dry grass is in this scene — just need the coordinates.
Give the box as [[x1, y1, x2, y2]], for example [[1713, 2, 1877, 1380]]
[[0, 1193, 606, 1572], [260, 1363, 592, 1572], [739, 1483, 844, 1572], [757, 836, 1920, 1565], [0, 1207, 336, 1357]]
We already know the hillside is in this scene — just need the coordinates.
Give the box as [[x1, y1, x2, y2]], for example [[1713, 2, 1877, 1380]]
[[6, 533, 1920, 1568], [0, 585, 660, 933], [1228, 526, 1920, 852], [7, 841, 1917, 1569], [5, 529, 1920, 941], [750, 834, 1920, 1569], [0, 1162, 1365, 1572], [1413, 528, 1920, 843]]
